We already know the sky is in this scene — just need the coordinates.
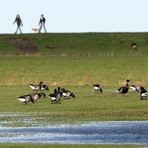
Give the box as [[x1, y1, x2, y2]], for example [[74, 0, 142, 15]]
[[1, 0, 148, 34]]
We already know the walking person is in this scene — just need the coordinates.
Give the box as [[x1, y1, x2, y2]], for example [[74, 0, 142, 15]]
[[39, 14, 47, 33], [13, 14, 23, 34]]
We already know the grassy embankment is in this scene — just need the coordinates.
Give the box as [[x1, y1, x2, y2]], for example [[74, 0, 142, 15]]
[[0, 33, 148, 122], [0, 143, 146, 148]]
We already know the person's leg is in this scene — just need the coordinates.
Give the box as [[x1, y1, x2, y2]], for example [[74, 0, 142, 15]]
[[15, 26, 19, 34], [43, 23, 47, 33], [18, 26, 22, 34], [39, 24, 42, 33]]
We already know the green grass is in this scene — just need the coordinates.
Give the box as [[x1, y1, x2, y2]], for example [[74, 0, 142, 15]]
[[0, 143, 143, 148], [0, 33, 148, 86], [0, 33, 148, 122], [0, 33, 148, 148], [0, 85, 148, 124], [0, 32, 148, 55], [0, 143, 146, 148], [0, 56, 147, 86]]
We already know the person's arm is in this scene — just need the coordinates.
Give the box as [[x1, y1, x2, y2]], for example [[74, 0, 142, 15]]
[[38, 19, 41, 25], [13, 19, 16, 24], [43, 17, 46, 23], [20, 19, 23, 26]]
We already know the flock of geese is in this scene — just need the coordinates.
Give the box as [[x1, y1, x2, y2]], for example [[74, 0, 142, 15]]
[[17, 80, 148, 104], [94, 79, 148, 99], [17, 81, 75, 104], [116, 79, 148, 100]]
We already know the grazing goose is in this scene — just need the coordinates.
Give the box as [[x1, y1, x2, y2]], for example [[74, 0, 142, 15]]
[[48, 88, 62, 104], [140, 87, 148, 100], [41, 84, 49, 91], [116, 79, 130, 94], [61, 88, 75, 99], [131, 43, 137, 50], [29, 81, 43, 91], [130, 85, 140, 92], [17, 94, 35, 104], [93, 84, 103, 93], [130, 85, 145, 93], [31, 92, 46, 102]]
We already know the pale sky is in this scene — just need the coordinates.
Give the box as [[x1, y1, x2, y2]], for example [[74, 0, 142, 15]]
[[1, 0, 148, 34]]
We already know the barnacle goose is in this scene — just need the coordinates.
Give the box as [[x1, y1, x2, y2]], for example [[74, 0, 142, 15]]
[[61, 88, 75, 99], [116, 79, 130, 94], [29, 81, 43, 91], [130, 85, 144, 93], [41, 84, 49, 91], [140, 87, 148, 100], [131, 43, 137, 50], [31, 92, 46, 102], [17, 94, 35, 104], [48, 88, 62, 103], [93, 84, 103, 93]]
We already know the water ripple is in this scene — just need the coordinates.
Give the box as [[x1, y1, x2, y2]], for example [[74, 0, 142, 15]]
[[0, 121, 148, 144]]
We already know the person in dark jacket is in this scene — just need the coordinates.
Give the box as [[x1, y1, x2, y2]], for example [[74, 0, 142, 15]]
[[39, 14, 47, 33], [13, 14, 23, 34]]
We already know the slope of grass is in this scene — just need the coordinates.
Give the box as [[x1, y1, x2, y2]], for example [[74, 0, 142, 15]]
[[0, 33, 148, 86], [0, 33, 148, 56], [0, 33, 147, 121]]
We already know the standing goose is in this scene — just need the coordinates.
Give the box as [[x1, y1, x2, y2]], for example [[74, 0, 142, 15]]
[[116, 79, 130, 94], [61, 88, 75, 99], [48, 88, 62, 104], [93, 84, 103, 93], [29, 81, 43, 91], [17, 94, 35, 104]]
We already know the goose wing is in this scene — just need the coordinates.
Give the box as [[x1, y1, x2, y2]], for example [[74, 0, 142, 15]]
[[29, 84, 36, 90]]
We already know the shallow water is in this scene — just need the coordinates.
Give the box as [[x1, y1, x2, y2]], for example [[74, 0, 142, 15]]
[[0, 120, 148, 144]]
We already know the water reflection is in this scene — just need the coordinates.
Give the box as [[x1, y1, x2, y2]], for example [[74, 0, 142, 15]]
[[0, 121, 148, 144]]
